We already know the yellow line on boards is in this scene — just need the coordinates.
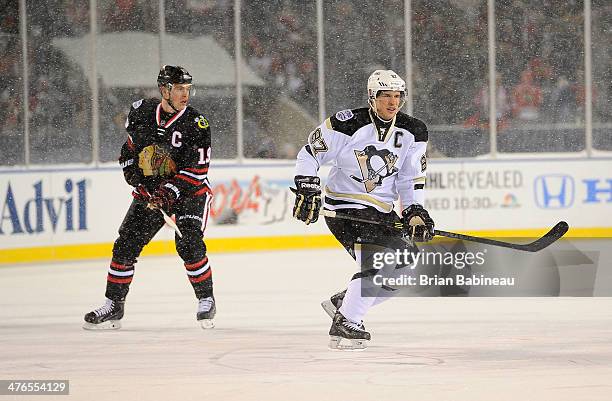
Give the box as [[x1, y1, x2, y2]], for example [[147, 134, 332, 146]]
[[1, 227, 611, 265], [0, 235, 340, 265]]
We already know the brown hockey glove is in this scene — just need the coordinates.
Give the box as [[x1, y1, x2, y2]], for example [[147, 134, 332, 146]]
[[290, 175, 321, 225], [148, 183, 178, 213], [401, 204, 435, 242]]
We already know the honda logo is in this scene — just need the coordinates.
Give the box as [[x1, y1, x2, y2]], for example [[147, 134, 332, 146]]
[[534, 175, 574, 209]]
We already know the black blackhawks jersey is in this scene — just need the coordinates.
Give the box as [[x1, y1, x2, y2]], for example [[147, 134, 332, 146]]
[[295, 107, 428, 213], [119, 98, 212, 199]]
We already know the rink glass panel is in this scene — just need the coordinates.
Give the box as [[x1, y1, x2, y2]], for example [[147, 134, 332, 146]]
[[165, 1, 237, 160], [322, 1, 408, 115], [242, 1, 318, 159], [411, 0, 488, 158], [26, 0, 92, 164], [96, 0, 160, 162], [494, 0, 586, 153], [0, 1, 608, 167], [592, 0, 611, 151], [0, 27, 24, 165]]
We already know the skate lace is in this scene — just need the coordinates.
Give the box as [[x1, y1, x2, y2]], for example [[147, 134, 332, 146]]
[[93, 299, 114, 317], [342, 320, 365, 332], [198, 297, 213, 313]]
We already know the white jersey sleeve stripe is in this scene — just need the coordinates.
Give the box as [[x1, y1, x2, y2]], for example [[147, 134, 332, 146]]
[[179, 170, 207, 180]]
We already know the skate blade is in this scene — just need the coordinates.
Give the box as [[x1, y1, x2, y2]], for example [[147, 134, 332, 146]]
[[321, 300, 336, 318], [328, 336, 368, 351], [199, 319, 215, 329], [82, 320, 121, 330]]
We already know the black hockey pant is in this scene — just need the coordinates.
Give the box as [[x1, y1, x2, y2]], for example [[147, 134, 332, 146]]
[[105, 194, 213, 301], [324, 207, 417, 279], [325, 207, 469, 297]]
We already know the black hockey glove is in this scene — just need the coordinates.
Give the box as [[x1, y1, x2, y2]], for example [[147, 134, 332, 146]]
[[121, 159, 143, 187], [131, 185, 151, 203], [148, 183, 178, 213], [401, 204, 435, 242], [290, 175, 321, 225]]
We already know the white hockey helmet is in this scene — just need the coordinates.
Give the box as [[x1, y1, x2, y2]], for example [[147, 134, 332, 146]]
[[367, 69, 406, 114]]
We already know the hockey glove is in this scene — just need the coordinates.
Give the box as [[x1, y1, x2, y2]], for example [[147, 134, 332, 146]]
[[148, 183, 179, 213], [290, 175, 321, 225], [401, 204, 435, 242], [121, 158, 143, 187], [131, 184, 151, 203]]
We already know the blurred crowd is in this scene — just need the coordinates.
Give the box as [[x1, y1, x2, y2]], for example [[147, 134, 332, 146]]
[[1, 0, 610, 164], [462, 0, 611, 130]]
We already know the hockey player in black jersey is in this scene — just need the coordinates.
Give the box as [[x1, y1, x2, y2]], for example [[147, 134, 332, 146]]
[[84, 65, 216, 330], [293, 70, 435, 350]]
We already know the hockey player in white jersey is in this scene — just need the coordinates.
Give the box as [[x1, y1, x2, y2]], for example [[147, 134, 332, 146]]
[[292, 70, 435, 350]]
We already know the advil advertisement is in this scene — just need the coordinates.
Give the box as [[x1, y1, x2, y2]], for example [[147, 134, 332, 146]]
[[1, 179, 87, 235], [0, 170, 130, 248]]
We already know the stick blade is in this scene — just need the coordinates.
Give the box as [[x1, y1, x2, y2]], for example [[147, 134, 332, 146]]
[[522, 221, 569, 252], [160, 209, 183, 238]]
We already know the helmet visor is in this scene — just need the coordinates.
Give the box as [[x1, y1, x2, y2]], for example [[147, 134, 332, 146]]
[[168, 83, 196, 97]]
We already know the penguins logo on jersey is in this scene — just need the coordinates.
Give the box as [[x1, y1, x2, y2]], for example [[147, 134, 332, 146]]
[[351, 145, 398, 193]]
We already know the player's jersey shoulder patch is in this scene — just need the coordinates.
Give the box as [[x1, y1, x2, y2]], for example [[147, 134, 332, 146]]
[[329, 108, 370, 137], [130, 98, 157, 114], [195, 115, 209, 129], [335, 109, 354, 122], [132, 99, 144, 109], [395, 112, 428, 142], [183, 106, 209, 130]]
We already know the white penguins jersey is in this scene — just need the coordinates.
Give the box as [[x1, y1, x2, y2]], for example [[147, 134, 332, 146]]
[[295, 107, 428, 213]]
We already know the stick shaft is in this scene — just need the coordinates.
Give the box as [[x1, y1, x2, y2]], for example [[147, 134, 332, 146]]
[[321, 210, 567, 252]]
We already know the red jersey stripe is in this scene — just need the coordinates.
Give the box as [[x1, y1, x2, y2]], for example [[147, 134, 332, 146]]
[[107, 275, 133, 284], [184, 167, 209, 173], [188, 269, 212, 283], [185, 256, 209, 270]]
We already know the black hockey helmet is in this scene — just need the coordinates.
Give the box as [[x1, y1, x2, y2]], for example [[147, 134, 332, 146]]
[[157, 65, 193, 88]]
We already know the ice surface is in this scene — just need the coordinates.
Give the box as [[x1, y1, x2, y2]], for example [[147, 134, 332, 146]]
[[1, 249, 611, 401]]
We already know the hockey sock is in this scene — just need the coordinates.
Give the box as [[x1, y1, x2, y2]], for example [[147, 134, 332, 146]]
[[338, 278, 378, 324], [105, 260, 134, 301], [372, 289, 396, 306], [185, 256, 213, 298], [337, 242, 381, 323]]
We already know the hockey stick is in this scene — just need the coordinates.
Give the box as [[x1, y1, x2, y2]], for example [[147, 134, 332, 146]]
[[321, 210, 568, 252], [160, 208, 183, 238], [136, 186, 183, 238]]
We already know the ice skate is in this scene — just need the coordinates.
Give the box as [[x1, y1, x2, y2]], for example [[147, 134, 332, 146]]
[[83, 298, 124, 330], [321, 289, 346, 318], [197, 296, 216, 329], [328, 311, 370, 351]]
